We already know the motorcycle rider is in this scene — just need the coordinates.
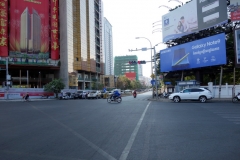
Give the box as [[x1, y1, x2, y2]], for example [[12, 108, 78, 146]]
[[133, 90, 137, 98], [112, 89, 120, 100]]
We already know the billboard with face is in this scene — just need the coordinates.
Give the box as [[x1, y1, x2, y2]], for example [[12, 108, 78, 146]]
[[160, 33, 226, 72], [162, 0, 228, 42]]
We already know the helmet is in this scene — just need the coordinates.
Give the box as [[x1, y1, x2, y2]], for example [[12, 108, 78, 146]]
[[114, 89, 118, 91]]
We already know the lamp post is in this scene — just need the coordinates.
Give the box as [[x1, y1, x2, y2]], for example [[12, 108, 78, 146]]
[[135, 37, 155, 98], [168, 0, 183, 6]]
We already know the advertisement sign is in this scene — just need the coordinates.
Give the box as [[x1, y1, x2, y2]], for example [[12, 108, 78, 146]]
[[160, 33, 226, 72], [6, 0, 59, 66], [162, 0, 228, 42], [0, 0, 8, 57], [229, 0, 240, 21], [234, 29, 240, 67]]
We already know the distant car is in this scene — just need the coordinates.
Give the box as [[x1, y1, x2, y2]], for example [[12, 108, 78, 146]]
[[169, 88, 213, 103], [81, 90, 91, 99], [87, 90, 101, 99], [75, 90, 83, 99], [59, 92, 70, 100], [124, 90, 132, 93]]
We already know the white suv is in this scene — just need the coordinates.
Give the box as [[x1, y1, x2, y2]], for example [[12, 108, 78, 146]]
[[169, 88, 213, 103], [87, 90, 101, 99]]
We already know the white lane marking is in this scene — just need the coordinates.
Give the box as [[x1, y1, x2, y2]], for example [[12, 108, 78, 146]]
[[119, 101, 151, 160], [31, 105, 117, 160]]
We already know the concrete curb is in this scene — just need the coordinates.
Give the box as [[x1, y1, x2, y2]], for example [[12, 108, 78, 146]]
[[0, 98, 56, 102], [148, 98, 232, 102]]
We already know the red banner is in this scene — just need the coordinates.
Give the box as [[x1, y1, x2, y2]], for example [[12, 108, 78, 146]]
[[50, 0, 59, 60], [0, 0, 8, 57], [9, 0, 50, 57]]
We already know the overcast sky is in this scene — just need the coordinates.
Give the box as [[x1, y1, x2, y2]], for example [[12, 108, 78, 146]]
[[102, 0, 189, 77]]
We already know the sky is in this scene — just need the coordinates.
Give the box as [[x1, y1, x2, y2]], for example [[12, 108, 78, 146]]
[[102, 0, 189, 77]]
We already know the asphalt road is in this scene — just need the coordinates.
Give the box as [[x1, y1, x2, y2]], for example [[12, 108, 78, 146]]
[[0, 92, 240, 160]]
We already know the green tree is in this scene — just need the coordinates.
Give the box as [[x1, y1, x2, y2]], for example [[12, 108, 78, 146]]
[[117, 75, 131, 89], [44, 79, 65, 98]]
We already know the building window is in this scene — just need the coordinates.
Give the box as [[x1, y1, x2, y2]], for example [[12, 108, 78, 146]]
[[76, 58, 79, 61]]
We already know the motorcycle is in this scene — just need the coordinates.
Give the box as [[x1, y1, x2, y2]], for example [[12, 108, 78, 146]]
[[107, 95, 122, 103], [133, 92, 137, 98], [232, 92, 240, 103], [160, 92, 169, 99]]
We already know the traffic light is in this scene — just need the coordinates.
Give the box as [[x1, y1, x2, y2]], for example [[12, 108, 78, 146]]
[[138, 60, 146, 64], [129, 61, 138, 65]]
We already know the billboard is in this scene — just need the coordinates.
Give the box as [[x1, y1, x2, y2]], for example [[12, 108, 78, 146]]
[[229, 0, 240, 21], [234, 29, 240, 67], [160, 33, 226, 72], [162, 0, 228, 42], [0, 0, 60, 66]]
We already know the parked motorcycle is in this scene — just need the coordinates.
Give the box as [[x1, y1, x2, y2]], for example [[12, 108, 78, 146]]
[[232, 92, 240, 103], [107, 95, 122, 103], [160, 92, 169, 98]]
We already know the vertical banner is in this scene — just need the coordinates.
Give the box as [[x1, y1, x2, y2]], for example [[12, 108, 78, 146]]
[[50, 0, 59, 60], [0, 0, 8, 57]]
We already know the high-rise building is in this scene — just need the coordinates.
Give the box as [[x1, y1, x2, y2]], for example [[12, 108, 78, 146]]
[[103, 17, 113, 75], [20, 8, 41, 54], [114, 55, 139, 81], [59, 0, 104, 89], [30, 9, 41, 54], [20, 7, 31, 53]]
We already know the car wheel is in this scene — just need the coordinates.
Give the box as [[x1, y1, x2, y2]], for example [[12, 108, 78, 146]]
[[173, 96, 180, 103], [199, 96, 207, 103]]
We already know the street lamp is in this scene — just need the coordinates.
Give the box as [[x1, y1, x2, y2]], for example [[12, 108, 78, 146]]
[[135, 37, 154, 98], [168, 0, 183, 6], [158, 5, 172, 10]]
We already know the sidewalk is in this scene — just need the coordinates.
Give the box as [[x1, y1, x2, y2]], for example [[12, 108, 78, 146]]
[[0, 98, 56, 102]]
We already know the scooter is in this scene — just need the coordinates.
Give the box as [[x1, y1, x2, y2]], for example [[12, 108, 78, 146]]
[[133, 92, 137, 98], [232, 92, 240, 103]]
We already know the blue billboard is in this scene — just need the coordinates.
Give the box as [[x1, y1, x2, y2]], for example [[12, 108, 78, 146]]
[[160, 33, 226, 72]]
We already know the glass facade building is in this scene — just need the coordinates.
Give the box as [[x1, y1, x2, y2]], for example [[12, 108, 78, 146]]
[[114, 55, 139, 81], [59, 0, 104, 89], [103, 17, 113, 75]]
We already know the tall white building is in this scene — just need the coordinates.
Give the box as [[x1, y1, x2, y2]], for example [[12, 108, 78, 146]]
[[103, 17, 113, 75], [59, 0, 104, 89]]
